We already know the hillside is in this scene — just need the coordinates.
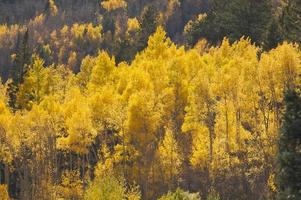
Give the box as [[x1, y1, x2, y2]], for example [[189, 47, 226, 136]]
[[0, 0, 300, 200]]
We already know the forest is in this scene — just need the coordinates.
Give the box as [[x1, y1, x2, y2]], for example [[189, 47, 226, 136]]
[[0, 0, 300, 200]]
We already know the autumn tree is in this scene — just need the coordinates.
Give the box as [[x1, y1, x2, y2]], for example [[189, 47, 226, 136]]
[[0, 184, 10, 200], [0, 23, 300, 200], [158, 188, 201, 200], [16, 56, 49, 109], [157, 129, 183, 190], [44, 0, 58, 16]]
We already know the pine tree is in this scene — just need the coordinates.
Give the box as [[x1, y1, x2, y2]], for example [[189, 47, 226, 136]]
[[281, 0, 301, 44], [8, 29, 31, 110], [221, 0, 272, 44], [277, 89, 301, 199], [11, 29, 31, 84], [263, 17, 283, 50], [137, 6, 159, 51], [185, 0, 273, 46]]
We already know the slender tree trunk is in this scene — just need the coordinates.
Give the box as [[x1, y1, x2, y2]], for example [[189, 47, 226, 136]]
[[209, 125, 214, 161], [225, 95, 230, 152], [236, 109, 241, 146], [3, 164, 9, 193]]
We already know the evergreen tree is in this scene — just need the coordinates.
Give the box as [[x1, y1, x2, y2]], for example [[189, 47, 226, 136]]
[[114, 37, 134, 63], [11, 29, 31, 84], [137, 5, 159, 51], [186, 0, 273, 46], [281, 0, 301, 44], [221, 0, 272, 44], [263, 17, 284, 50], [277, 89, 301, 199], [8, 29, 31, 110]]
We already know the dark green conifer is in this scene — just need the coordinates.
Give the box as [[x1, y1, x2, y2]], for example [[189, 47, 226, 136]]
[[137, 6, 159, 51], [281, 0, 301, 44], [8, 29, 31, 110], [277, 89, 301, 199], [185, 0, 273, 46]]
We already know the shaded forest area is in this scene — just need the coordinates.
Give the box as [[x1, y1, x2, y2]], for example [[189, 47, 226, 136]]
[[1, 0, 299, 81], [0, 0, 301, 200]]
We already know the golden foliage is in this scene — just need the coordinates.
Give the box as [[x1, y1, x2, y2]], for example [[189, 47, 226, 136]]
[[157, 129, 183, 183], [0, 185, 10, 200], [56, 170, 83, 199], [101, 0, 127, 11], [127, 18, 140, 32], [1, 27, 300, 199], [48, 0, 58, 16]]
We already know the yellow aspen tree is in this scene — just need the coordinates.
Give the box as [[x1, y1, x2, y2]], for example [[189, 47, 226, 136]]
[[88, 51, 116, 92], [127, 18, 140, 33], [77, 55, 96, 90], [56, 170, 83, 200], [17, 56, 50, 109], [157, 128, 183, 190], [101, 0, 127, 12], [67, 51, 77, 71], [0, 83, 14, 189], [126, 89, 161, 198], [257, 42, 300, 157], [47, 0, 58, 16], [136, 26, 176, 61], [126, 90, 160, 151], [22, 105, 56, 199], [58, 87, 96, 155], [0, 184, 10, 200], [0, 81, 13, 164], [183, 67, 215, 166]]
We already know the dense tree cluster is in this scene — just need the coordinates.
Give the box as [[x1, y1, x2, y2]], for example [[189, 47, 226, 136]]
[[0, 0, 299, 81], [0, 1, 300, 200], [0, 26, 300, 199], [0, 0, 209, 78]]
